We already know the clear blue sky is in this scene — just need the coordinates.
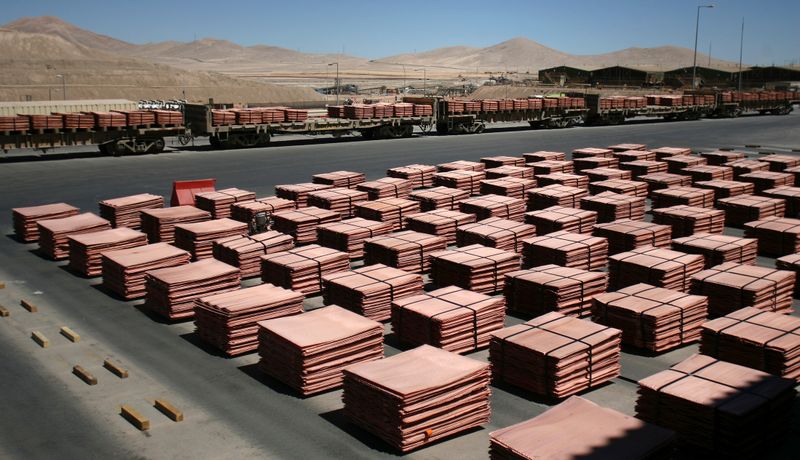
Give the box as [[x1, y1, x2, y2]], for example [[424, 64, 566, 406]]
[[2, 0, 799, 65]]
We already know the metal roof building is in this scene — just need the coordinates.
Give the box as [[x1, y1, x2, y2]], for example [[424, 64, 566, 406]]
[[538, 66, 593, 85], [589, 66, 665, 87]]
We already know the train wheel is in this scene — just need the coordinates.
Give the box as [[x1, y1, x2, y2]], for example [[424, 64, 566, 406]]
[[435, 123, 450, 135], [152, 138, 165, 153]]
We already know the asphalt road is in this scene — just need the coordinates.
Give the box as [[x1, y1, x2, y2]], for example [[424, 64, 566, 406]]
[[1, 113, 799, 459]]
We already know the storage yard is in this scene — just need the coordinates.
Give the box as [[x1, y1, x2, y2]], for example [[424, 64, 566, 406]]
[[0, 110, 799, 459]]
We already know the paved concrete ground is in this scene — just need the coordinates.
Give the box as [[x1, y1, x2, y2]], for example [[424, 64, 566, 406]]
[[1, 113, 799, 459]]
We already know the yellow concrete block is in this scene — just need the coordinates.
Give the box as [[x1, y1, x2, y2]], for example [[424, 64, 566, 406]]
[[72, 365, 98, 385], [121, 405, 149, 431], [103, 359, 129, 379], [155, 399, 184, 422], [31, 331, 49, 348], [60, 326, 81, 343]]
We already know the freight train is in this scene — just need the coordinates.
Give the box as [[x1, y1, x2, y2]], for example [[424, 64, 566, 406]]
[[0, 90, 797, 154]]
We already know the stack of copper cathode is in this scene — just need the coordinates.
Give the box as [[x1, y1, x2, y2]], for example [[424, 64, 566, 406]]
[[174, 218, 248, 260], [356, 177, 412, 200], [355, 198, 420, 231], [68, 227, 147, 277], [272, 207, 341, 244], [387, 164, 437, 188], [391, 285, 506, 353], [212, 231, 295, 278], [456, 217, 535, 253], [140, 206, 211, 243], [409, 186, 469, 211], [101, 243, 190, 299], [404, 209, 476, 244], [275, 183, 333, 208], [609, 246, 704, 291], [363, 230, 447, 273], [312, 170, 366, 189], [322, 264, 424, 321], [522, 231, 608, 271], [459, 195, 526, 221], [316, 218, 393, 259], [261, 245, 350, 295], [37, 213, 112, 259], [12, 202, 80, 242], [98, 193, 163, 229], [689, 262, 795, 316], [592, 219, 672, 254], [194, 283, 304, 356], [230, 197, 296, 225], [433, 169, 485, 195], [429, 244, 521, 294], [504, 265, 608, 318], [592, 283, 709, 352], [195, 188, 256, 218], [524, 206, 597, 234], [671, 233, 757, 267], [307, 188, 369, 218]]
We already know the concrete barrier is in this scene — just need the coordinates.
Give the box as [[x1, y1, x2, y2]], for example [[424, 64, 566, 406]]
[[154, 399, 184, 422], [60, 326, 81, 343], [20, 299, 38, 313], [31, 331, 49, 348], [120, 405, 149, 431], [72, 365, 98, 385], [103, 359, 129, 379]]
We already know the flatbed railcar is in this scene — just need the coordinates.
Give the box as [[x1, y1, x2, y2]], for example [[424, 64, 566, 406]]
[[0, 125, 185, 154]]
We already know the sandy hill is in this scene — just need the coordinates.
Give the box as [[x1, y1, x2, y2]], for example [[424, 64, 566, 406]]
[[0, 28, 324, 103]]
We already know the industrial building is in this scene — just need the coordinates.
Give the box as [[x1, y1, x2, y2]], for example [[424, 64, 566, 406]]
[[663, 66, 739, 89], [538, 66, 593, 86]]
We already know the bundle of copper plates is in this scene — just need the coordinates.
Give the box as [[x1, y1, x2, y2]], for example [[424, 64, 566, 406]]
[[101, 243, 189, 299], [386, 164, 437, 188], [437, 160, 485, 172], [409, 186, 469, 211], [588, 179, 647, 197], [152, 110, 182, 125], [701, 308, 800, 381], [652, 146, 692, 159], [593, 283, 708, 352], [37, 213, 111, 260], [763, 186, 800, 216], [343, 104, 373, 119], [322, 264, 424, 321], [636, 354, 796, 458], [194, 283, 304, 356], [272, 207, 340, 244], [573, 147, 614, 158], [306, 187, 368, 218], [364, 230, 447, 273], [700, 150, 746, 166], [316, 218, 393, 259], [651, 186, 715, 208], [212, 231, 294, 278], [776, 253, 800, 293], [342, 345, 491, 452], [391, 103, 414, 117], [485, 166, 533, 180], [505, 265, 607, 318], [573, 156, 619, 173], [432, 169, 485, 195], [609, 143, 646, 152], [391, 286, 505, 353], [355, 198, 420, 231], [579, 192, 645, 223], [481, 155, 525, 168], [620, 160, 668, 178], [67, 227, 147, 277], [479, 177, 537, 200], [98, 193, 163, 229], [524, 206, 596, 235], [738, 171, 794, 193], [489, 312, 621, 398], [195, 188, 256, 219], [284, 109, 308, 122], [258, 305, 383, 395], [459, 194, 526, 221], [681, 165, 734, 183], [522, 231, 608, 271], [694, 179, 754, 202], [637, 172, 691, 194], [12, 202, 79, 242], [57, 112, 94, 129], [456, 218, 535, 253], [490, 396, 676, 460], [744, 217, 800, 256], [726, 158, 770, 177], [535, 173, 588, 189], [671, 233, 757, 268], [759, 154, 800, 171], [404, 209, 476, 244], [784, 166, 800, 185], [529, 160, 573, 175], [230, 196, 295, 225], [27, 114, 63, 130], [275, 183, 333, 208], [651, 205, 725, 237], [613, 149, 656, 162], [312, 170, 366, 189], [89, 111, 126, 128], [144, 259, 241, 320], [174, 218, 248, 260], [356, 177, 412, 200], [140, 206, 211, 243], [716, 194, 785, 227], [112, 110, 155, 126], [526, 184, 587, 210], [582, 167, 632, 182], [430, 244, 520, 294], [690, 262, 794, 316], [261, 245, 349, 295], [592, 219, 672, 255], [211, 110, 236, 126], [522, 151, 565, 162], [609, 246, 704, 292], [662, 155, 707, 174]]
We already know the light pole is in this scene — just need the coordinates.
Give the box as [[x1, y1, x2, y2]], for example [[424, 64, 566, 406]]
[[414, 68, 427, 95], [738, 18, 745, 92], [56, 74, 66, 100], [328, 62, 339, 105], [692, 4, 714, 90]]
